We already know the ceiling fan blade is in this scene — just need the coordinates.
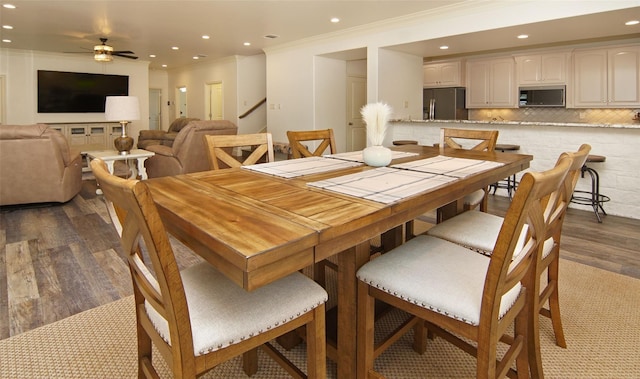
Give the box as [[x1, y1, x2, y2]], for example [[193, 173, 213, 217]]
[[113, 53, 139, 60], [112, 50, 135, 54]]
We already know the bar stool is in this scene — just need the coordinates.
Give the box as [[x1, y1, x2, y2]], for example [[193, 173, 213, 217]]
[[490, 143, 520, 199], [570, 154, 610, 223], [392, 140, 418, 146]]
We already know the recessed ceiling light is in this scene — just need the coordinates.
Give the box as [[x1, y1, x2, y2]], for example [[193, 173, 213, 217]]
[[149, 54, 156, 58], [517, 34, 529, 39], [331, 17, 340, 23], [3, 4, 16, 9], [171, 46, 179, 50], [193, 56, 199, 60], [202, 35, 210, 39], [162, 64, 167, 68], [439, 45, 449, 50], [243, 42, 251, 46], [2, 39, 11, 43], [626, 20, 639, 26], [2, 25, 13, 29]]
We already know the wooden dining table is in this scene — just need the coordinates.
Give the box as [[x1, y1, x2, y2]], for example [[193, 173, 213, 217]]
[[145, 144, 532, 378]]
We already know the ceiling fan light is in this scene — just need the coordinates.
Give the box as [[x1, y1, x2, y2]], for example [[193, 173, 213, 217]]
[[94, 44, 114, 62], [94, 53, 113, 62]]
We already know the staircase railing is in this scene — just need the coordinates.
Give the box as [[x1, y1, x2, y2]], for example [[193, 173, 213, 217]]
[[239, 98, 266, 119]]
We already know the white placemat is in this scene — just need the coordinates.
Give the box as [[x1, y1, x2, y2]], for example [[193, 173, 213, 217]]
[[241, 156, 363, 178], [391, 155, 504, 178], [307, 167, 457, 204], [325, 150, 418, 163]]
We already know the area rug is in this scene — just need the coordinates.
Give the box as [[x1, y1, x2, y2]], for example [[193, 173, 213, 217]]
[[1, 258, 638, 378]]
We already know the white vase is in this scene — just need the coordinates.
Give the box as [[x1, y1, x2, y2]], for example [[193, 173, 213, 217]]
[[363, 145, 392, 167]]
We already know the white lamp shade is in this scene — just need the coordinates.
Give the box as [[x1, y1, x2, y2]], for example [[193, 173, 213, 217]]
[[105, 96, 140, 122]]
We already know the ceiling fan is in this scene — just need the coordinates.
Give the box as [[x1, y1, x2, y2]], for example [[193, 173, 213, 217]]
[[66, 38, 138, 62]]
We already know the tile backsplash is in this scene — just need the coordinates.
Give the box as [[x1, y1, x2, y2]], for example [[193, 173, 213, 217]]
[[469, 108, 640, 124]]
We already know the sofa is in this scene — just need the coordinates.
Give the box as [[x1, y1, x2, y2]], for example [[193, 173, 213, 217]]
[[0, 124, 82, 206], [143, 120, 238, 178], [137, 117, 200, 149]]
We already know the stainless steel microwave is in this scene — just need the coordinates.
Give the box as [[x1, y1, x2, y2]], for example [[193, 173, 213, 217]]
[[519, 86, 565, 107]]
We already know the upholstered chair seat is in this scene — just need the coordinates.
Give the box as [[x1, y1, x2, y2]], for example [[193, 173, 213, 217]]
[[146, 263, 327, 355], [427, 210, 557, 258], [357, 235, 522, 325]]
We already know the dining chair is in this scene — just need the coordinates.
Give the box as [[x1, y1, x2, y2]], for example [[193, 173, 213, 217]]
[[205, 132, 275, 170], [286, 129, 337, 158], [425, 143, 591, 376], [441, 127, 499, 213], [91, 158, 328, 379], [356, 154, 573, 379]]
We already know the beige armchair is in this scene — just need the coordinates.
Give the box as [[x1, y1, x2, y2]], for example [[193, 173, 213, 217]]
[[144, 120, 238, 178], [0, 124, 82, 206], [137, 117, 200, 149]]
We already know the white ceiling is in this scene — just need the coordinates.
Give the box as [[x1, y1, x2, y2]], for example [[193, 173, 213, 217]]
[[1, 1, 639, 70]]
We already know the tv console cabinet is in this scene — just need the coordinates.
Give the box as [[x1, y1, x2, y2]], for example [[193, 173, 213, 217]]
[[49, 122, 123, 150]]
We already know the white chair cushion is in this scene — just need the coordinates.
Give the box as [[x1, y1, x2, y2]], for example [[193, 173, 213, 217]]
[[145, 262, 328, 356], [463, 188, 485, 206], [427, 210, 554, 260], [357, 235, 522, 326]]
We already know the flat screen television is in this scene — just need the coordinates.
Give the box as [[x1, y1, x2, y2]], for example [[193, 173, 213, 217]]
[[37, 70, 129, 113]]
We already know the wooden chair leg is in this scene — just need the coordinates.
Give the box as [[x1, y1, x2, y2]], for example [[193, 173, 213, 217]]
[[545, 256, 567, 348], [514, 309, 531, 379], [357, 281, 376, 379], [307, 306, 327, 379], [137, 322, 154, 379], [412, 319, 427, 354], [242, 348, 258, 376]]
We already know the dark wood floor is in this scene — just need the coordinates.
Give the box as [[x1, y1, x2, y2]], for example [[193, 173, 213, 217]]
[[1, 179, 639, 340]]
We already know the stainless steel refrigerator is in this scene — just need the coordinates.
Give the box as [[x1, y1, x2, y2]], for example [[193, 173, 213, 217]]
[[423, 87, 468, 120]]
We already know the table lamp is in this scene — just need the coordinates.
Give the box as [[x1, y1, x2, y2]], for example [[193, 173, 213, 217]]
[[105, 96, 140, 155]]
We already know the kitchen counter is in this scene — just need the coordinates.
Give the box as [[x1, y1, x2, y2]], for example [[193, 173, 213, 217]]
[[391, 119, 640, 129], [390, 119, 640, 220]]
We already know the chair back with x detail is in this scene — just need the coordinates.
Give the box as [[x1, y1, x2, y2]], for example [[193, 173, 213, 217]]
[[287, 129, 337, 158], [205, 132, 275, 170], [91, 158, 328, 379]]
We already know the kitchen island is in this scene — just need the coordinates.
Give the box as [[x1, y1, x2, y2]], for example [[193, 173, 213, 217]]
[[390, 119, 640, 220]]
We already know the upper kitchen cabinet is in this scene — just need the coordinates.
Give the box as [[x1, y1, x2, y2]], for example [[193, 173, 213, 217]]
[[466, 57, 517, 108], [423, 60, 464, 87], [573, 44, 640, 108], [515, 52, 569, 86]]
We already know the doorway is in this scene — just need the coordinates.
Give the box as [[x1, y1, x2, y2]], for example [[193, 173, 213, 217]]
[[149, 88, 162, 130], [205, 82, 223, 120], [176, 86, 187, 118], [346, 76, 367, 151]]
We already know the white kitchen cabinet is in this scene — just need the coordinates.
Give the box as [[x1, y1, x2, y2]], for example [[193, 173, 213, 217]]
[[573, 45, 640, 108], [423, 60, 463, 87], [466, 57, 517, 108], [516, 52, 568, 85]]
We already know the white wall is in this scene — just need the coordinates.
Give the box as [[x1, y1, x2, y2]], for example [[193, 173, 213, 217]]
[[0, 48, 150, 141], [237, 54, 267, 134], [377, 48, 423, 138], [314, 56, 347, 152], [392, 121, 640, 220]]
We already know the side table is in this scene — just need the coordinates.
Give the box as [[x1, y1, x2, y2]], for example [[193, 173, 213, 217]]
[[86, 149, 155, 194]]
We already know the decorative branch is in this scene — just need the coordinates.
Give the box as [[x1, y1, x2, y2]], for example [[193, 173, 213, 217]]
[[361, 102, 392, 146]]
